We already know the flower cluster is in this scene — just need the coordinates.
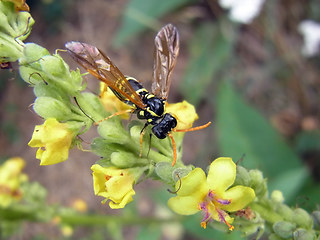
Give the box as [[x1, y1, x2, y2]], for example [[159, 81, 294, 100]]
[[1, 1, 258, 232], [0, 157, 27, 207]]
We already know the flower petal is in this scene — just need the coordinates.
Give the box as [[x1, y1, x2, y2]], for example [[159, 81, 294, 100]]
[[166, 101, 199, 129], [221, 185, 255, 212], [207, 158, 236, 194], [109, 189, 135, 209], [168, 195, 201, 215], [177, 168, 207, 196]]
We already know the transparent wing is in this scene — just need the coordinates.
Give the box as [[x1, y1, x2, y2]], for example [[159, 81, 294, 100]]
[[151, 24, 180, 99], [65, 41, 146, 109]]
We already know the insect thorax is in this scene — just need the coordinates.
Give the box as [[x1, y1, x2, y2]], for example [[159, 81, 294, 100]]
[[126, 77, 165, 125]]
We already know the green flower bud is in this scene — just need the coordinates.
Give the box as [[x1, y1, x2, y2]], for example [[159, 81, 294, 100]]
[[235, 165, 250, 186], [271, 190, 284, 203], [172, 166, 192, 182], [40, 55, 69, 80], [91, 138, 117, 158], [33, 83, 69, 102], [0, 39, 23, 62], [19, 43, 49, 65], [239, 223, 263, 237], [312, 211, 320, 230], [98, 119, 129, 145], [0, 1, 34, 62], [249, 169, 267, 198], [273, 221, 296, 239], [155, 162, 192, 185], [292, 208, 313, 229], [33, 97, 83, 122], [293, 228, 315, 240], [268, 233, 285, 240], [110, 151, 148, 168], [155, 162, 175, 184], [275, 204, 293, 222]]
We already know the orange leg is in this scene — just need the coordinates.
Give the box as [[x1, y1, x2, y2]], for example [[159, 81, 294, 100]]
[[168, 133, 177, 166], [94, 109, 133, 125]]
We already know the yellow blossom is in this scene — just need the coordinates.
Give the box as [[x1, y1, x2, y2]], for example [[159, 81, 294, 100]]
[[28, 118, 74, 165], [91, 164, 135, 209], [166, 100, 199, 129], [168, 157, 255, 230], [0, 157, 27, 207], [99, 83, 131, 119], [71, 198, 88, 212]]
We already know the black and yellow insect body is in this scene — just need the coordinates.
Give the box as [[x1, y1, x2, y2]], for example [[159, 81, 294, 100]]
[[125, 76, 177, 139], [65, 24, 210, 166]]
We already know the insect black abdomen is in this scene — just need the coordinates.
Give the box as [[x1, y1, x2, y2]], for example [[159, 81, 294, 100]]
[[152, 113, 177, 139]]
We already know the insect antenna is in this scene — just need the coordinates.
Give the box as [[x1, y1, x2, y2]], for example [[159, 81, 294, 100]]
[[73, 97, 95, 122], [173, 121, 212, 133]]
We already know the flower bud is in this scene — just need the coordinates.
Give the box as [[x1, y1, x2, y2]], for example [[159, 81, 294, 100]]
[[40, 55, 68, 76], [0, 2, 34, 61], [91, 138, 118, 158], [312, 211, 320, 230], [235, 165, 250, 186], [33, 97, 77, 122], [275, 203, 293, 222], [273, 221, 296, 239], [155, 162, 175, 184], [97, 119, 129, 145], [249, 169, 267, 197], [292, 208, 313, 229], [19, 43, 49, 65], [110, 151, 148, 168], [293, 228, 315, 240], [271, 190, 284, 203], [0, 40, 22, 62], [268, 233, 285, 240], [33, 82, 68, 100]]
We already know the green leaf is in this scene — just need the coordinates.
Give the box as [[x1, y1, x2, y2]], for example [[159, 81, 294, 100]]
[[216, 82, 308, 198], [112, 0, 195, 47], [179, 22, 234, 106]]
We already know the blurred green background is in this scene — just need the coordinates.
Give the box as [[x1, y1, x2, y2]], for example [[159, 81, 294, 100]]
[[0, 0, 319, 239]]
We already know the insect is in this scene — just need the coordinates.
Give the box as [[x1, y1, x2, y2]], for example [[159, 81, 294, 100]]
[[65, 24, 211, 166]]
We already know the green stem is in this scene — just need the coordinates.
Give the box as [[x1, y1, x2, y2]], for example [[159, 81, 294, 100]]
[[59, 212, 181, 226]]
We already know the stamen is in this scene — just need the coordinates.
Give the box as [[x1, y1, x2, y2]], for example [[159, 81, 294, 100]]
[[216, 198, 231, 205], [201, 221, 207, 229], [215, 206, 234, 231]]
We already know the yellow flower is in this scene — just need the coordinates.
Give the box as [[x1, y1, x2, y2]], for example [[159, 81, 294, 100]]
[[28, 118, 74, 165], [71, 198, 88, 213], [99, 83, 131, 120], [0, 157, 27, 207], [166, 100, 199, 129], [168, 157, 255, 230], [91, 164, 135, 209]]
